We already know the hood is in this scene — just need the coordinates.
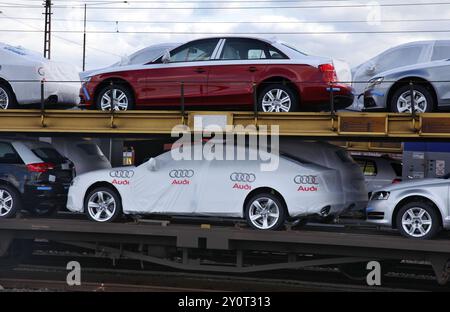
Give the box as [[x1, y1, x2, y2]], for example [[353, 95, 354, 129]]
[[379, 178, 447, 192]]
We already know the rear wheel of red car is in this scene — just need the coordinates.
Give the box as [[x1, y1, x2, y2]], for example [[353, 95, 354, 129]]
[[96, 84, 134, 111], [258, 84, 298, 113]]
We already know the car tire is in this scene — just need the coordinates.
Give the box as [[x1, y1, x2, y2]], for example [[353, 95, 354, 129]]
[[0, 185, 21, 219], [258, 84, 299, 112], [390, 84, 434, 113], [84, 187, 122, 223], [245, 193, 287, 230], [396, 201, 441, 239], [0, 82, 17, 110], [96, 84, 134, 111]]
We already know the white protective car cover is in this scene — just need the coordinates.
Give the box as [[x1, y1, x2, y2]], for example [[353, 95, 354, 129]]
[[0, 43, 80, 105], [277, 139, 368, 211], [67, 145, 347, 218]]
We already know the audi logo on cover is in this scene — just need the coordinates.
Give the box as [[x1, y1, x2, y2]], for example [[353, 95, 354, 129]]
[[109, 170, 135, 179], [230, 173, 256, 183], [169, 169, 195, 178], [294, 175, 318, 185]]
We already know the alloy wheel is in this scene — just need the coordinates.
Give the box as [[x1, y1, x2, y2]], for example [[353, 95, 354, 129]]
[[401, 207, 433, 238], [262, 89, 291, 112], [100, 89, 129, 111], [0, 87, 10, 110], [396, 90, 428, 113], [248, 197, 280, 230], [87, 191, 117, 222], [0, 189, 13, 217]]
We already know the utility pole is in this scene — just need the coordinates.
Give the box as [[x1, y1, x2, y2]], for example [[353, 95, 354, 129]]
[[43, 0, 52, 59], [82, 3, 87, 71]]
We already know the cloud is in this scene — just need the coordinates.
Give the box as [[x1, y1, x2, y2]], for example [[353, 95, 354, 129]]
[[0, 1, 450, 70]]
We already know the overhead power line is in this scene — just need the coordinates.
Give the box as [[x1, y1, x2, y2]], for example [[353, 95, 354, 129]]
[[2, 1, 450, 9], [2, 16, 450, 24], [3, 29, 450, 35]]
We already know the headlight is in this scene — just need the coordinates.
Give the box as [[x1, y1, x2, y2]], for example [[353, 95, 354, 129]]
[[83, 76, 92, 83], [371, 191, 390, 200], [367, 77, 384, 89]]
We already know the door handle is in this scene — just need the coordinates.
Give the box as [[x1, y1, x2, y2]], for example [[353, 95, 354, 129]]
[[195, 68, 206, 73], [248, 66, 258, 72]]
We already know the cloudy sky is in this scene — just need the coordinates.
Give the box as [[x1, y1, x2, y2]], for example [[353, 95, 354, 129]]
[[0, 0, 449, 70]]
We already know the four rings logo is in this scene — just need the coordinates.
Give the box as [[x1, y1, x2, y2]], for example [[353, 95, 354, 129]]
[[231, 172, 256, 191], [294, 175, 319, 192], [110, 170, 135, 179], [170, 169, 194, 185], [110, 170, 134, 185], [170, 169, 194, 178], [230, 173, 256, 183], [294, 175, 318, 185]]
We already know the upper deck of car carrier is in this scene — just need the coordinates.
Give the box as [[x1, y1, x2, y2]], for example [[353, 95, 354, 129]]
[[1, 109, 450, 139]]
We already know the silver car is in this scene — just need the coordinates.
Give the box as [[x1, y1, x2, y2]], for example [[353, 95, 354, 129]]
[[352, 40, 450, 110], [363, 58, 450, 113], [366, 177, 450, 239]]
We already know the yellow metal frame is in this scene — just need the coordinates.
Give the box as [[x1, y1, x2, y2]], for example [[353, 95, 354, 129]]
[[0, 109, 447, 139]]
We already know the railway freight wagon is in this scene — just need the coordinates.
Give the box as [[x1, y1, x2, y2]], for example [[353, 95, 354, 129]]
[[403, 142, 450, 180]]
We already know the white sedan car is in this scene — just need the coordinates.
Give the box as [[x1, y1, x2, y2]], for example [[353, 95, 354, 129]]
[[366, 177, 450, 239], [67, 145, 346, 230], [0, 43, 80, 109]]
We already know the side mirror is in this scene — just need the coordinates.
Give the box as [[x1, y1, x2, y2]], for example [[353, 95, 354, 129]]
[[147, 158, 157, 171], [161, 50, 171, 64]]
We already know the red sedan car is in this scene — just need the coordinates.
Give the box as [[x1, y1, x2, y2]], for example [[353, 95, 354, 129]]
[[80, 37, 354, 112]]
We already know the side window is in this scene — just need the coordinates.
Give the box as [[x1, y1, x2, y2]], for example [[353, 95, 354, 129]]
[[220, 38, 286, 60], [170, 39, 219, 63], [356, 159, 378, 176], [0, 143, 22, 164], [377, 46, 423, 72], [431, 43, 450, 61]]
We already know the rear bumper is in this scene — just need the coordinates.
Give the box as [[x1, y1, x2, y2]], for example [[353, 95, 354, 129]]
[[23, 182, 70, 208]]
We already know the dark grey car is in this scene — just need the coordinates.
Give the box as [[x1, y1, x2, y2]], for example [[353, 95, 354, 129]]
[[363, 58, 450, 113]]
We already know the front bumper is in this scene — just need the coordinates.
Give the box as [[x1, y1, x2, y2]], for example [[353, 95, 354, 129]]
[[363, 85, 390, 110], [365, 199, 395, 227]]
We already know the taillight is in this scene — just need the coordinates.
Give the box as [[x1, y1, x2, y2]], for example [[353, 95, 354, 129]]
[[26, 162, 55, 173], [392, 178, 402, 184], [319, 63, 337, 83]]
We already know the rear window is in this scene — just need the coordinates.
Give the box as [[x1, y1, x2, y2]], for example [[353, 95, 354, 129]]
[[77, 143, 104, 157], [356, 159, 378, 176], [32, 147, 66, 164], [391, 162, 402, 177]]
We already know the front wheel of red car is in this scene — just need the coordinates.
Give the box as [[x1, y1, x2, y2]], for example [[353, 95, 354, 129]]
[[96, 84, 135, 111], [258, 84, 298, 113]]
